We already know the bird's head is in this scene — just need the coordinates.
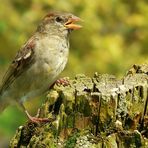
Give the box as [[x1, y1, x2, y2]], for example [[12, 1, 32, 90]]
[[37, 11, 82, 36]]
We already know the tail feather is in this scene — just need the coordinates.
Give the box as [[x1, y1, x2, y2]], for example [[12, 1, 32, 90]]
[[0, 78, 7, 112], [0, 94, 8, 113]]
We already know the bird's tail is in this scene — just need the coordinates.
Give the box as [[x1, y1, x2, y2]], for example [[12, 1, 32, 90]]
[[0, 94, 8, 113], [0, 80, 7, 112]]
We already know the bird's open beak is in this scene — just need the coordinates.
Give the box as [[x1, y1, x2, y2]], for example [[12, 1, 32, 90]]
[[64, 16, 82, 30]]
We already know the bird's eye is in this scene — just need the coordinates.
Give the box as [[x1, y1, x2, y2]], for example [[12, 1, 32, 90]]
[[55, 17, 63, 22]]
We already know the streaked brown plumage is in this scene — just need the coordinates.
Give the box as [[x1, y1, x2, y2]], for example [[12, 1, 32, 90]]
[[0, 11, 81, 122]]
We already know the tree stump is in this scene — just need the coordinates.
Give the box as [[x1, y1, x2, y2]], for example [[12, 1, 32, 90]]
[[10, 64, 148, 148]]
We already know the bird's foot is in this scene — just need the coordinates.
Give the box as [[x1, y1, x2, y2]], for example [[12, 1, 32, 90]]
[[25, 109, 53, 123], [28, 116, 50, 123], [55, 77, 70, 86]]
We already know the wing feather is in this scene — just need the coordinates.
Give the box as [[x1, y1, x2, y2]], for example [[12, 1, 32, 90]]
[[0, 36, 36, 94]]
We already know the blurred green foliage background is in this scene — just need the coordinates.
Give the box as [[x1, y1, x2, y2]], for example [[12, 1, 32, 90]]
[[0, 0, 147, 145]]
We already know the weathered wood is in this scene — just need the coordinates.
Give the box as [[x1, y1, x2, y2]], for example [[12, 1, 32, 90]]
[[10, 64, 148, 148]]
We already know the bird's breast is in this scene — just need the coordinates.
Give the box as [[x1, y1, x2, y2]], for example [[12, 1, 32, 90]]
[[33, 35, 69, 79]]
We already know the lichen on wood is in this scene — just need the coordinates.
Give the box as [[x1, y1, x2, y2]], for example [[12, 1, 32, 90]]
[[10, 64, 148, 148]]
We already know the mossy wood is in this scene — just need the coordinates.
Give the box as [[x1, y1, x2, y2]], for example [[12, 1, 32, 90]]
[[10, 64, 148, 148]]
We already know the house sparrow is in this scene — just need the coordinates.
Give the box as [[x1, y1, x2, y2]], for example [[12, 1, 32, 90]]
[[0, 12, 82, 122]]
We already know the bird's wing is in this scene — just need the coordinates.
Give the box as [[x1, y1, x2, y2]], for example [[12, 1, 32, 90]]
[[0, 36, 37, 94]]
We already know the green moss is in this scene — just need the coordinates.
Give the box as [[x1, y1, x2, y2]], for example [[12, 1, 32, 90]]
[[65, 131, 80, 148], [10, 65, 148, 147]]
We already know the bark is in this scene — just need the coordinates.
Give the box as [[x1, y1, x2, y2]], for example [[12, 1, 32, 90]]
[[10, 64, 148, 148]]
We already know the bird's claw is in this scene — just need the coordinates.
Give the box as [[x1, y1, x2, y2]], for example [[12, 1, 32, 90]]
[[55, 77, 70, 86], [29, 116, 50, 123], [25, 109, 54, 123]]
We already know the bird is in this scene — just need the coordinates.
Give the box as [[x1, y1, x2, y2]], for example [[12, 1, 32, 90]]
[[0, 11, 82, 123]]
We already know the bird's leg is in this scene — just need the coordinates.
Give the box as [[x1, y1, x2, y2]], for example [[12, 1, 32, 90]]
[[25, 110, 50, 123], [55, 77, 70, 86], [49, 77, 70, 89], [20, 102, 50, 123]]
